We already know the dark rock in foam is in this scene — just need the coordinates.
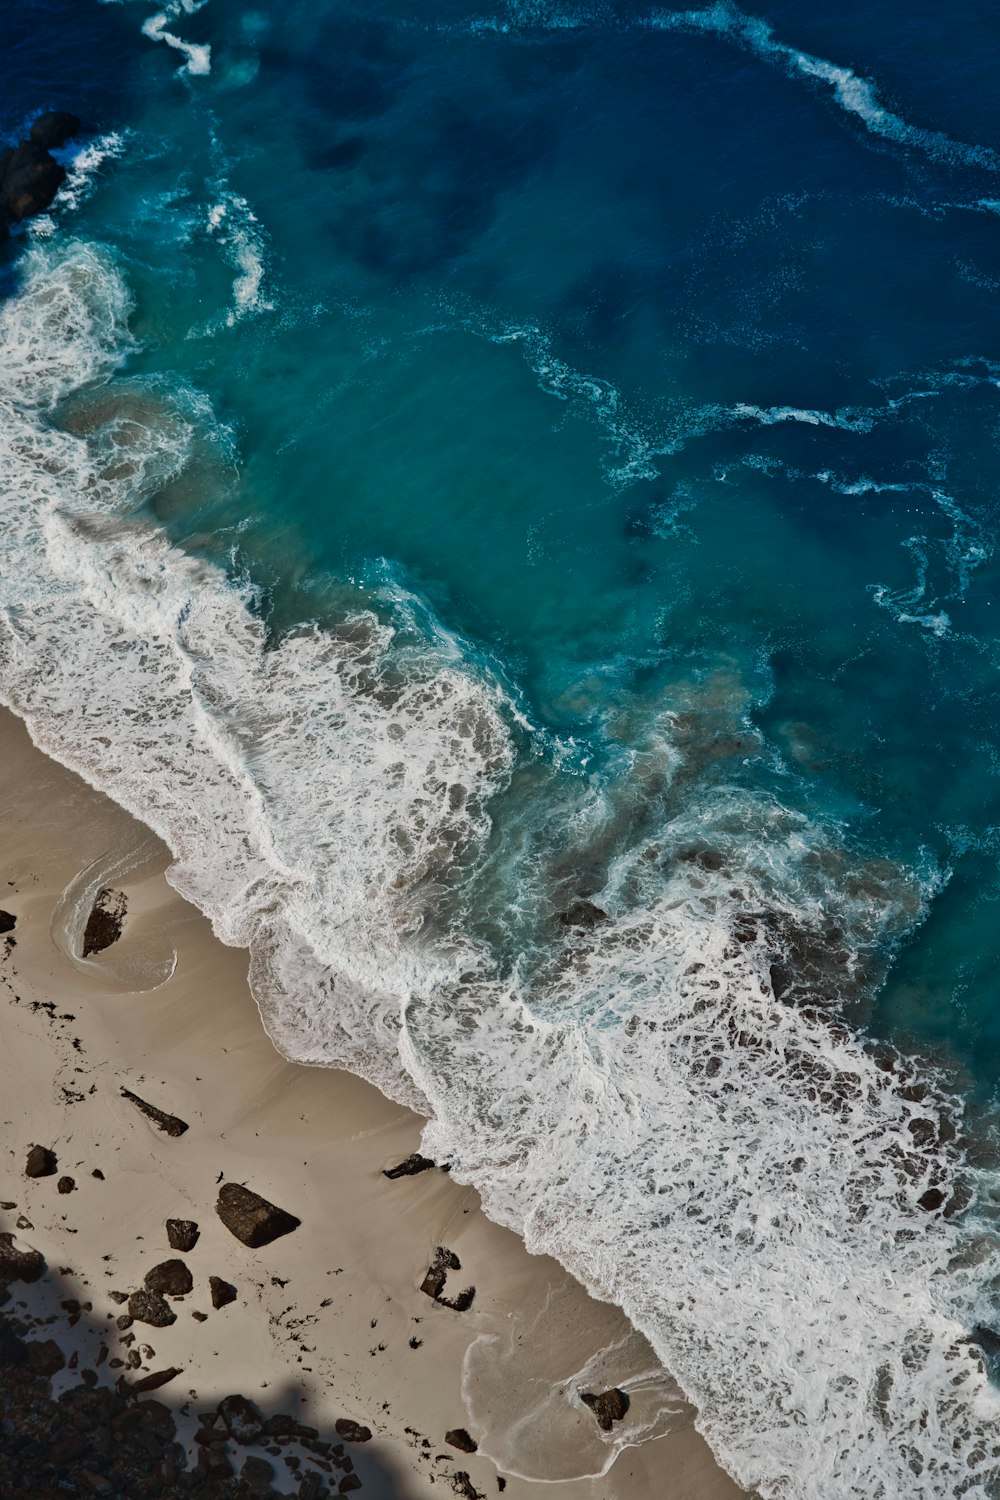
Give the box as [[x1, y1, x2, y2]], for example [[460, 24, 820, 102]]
[[383, 1152, 437, 1179], [216, 1181, 300, 1248]]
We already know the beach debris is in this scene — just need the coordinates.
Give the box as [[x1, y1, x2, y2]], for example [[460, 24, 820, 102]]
[[335, 1418, 372, 1444], [127, 1288, 176, 1328], [120, 1087, 189, 1137], [558, 898, 609, 931], [57, 1175, 76, 1194], [210, 1274, 238, 1309], [0, 910, 16, 932], [451, 1472, 484, 1499], [215, 1181, 300, 1247], [165, 1217, 199, 1252], [144, 1259, 193, 1297], [82, 887, 127, 957], [383, 1152, 437, 1179], [218, 1393, 265, 1443], [0, 1231, 44, 1285], [580, 1387, 630, 1431], [445, 1428, 478, 1453], [25, 1144, 57, 1177]]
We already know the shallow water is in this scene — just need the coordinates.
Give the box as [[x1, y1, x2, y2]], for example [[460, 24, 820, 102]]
[[4, 2, 1000, 1495]]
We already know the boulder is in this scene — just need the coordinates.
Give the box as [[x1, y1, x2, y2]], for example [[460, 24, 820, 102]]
[[0, 140, 65, 230], [29, 111, 81, 149], [340, 1477, 363, 1495], [82, 887, 127, 956], [216, 1181, 300, 1248], [144, 1258, 193, 1297], [25, 1144, 57, 1177], [0, 1232, 44, 1285], [383, 1153, 436, 1179], [57, 1175, 76, 1194], [25, 1338, 65, 1377], [334, 1418, 372, 1443], [127, 1289, 176, 1328], [241, 1454, 275, 1490], [440, 1285, 476, 1312], [209, 1274, 238, 1309], [0, 911, 16, 933], [166, 1217, 200, 1252], [217, 1393, 264, 1444], [120, 1088, 188, 1137], [580, 1387, 630, 1431], [445, 1428, 478, 1453]]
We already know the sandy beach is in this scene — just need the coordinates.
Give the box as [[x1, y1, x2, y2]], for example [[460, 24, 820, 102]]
[[0, 705, 744, 1500]]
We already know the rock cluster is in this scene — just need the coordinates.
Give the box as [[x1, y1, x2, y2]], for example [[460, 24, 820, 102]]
[[419, 1246, 475, 1312]]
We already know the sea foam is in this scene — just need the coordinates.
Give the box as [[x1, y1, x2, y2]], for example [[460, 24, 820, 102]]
[[2, 239, 1000, 1499]]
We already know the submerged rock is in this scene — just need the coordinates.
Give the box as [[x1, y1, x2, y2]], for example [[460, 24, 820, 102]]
[[120, 1087, 188, 1137], [209, 1275, 238, 1309], [166, 1217, 200, 1252], [144, 1259, 193, 1297], [25, 1144, 57, 1177], [580, 1387, 630, 1431], [216, 1181, 300, 1248], [127, 1288, 177, 1328], [82, 887, 127, 956], [29, 111, 81, 149], [558, 899, 609, 931]]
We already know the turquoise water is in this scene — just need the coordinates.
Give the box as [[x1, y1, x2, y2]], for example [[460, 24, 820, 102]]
[[5, 2, 1000, 1494]]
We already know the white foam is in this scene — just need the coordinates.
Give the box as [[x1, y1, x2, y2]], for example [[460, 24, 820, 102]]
[[198, 191, 272, 331], [140, 0, 212, 77], [1, 239, 999, 1500]]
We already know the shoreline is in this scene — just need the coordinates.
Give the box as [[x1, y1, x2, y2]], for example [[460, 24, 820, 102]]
[[0, 704, 744, 1500]]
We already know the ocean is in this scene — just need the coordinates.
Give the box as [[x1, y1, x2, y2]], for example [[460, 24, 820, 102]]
[[3, 1, 1000, 1494]]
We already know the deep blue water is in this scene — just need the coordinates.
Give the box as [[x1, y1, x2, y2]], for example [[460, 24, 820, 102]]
[[6, 2, 1000, 1495]]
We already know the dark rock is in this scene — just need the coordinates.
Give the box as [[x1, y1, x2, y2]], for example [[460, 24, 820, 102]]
[[25, 1337, 66, 1377], [0, 1231, 44, 1284], [335, 1419, 372, 1443], [918, 1186, 946, 1212], [192, 1309, 209, 1321], [144, 1259, 193, 1297], [298, 1474, 323, 1500], [209, 1275, 238, 1309], [120, 1087, 188, 1137], [0, 910, 16, 933], [558, 899, 609, 931], [127, 1289, 176, 1328], [25, 1144, 58, 1177], [129, 1366, 182, 1394], [57, 1175, 76, 1194], [241, 1454, 275, 1489], [420, 1244, 461, 1299], [445, 1428, 477, 1453], [116, 1313, 133, 1330], [109, 1290, 129, 1304], [383, 1153, 436, 1179], [218, 1393, 264, 1444], [82, 887, 127, 956], [29, 111, 81, 149], [439, 1285, 476, 1312], [166, 1218, 200, 1252], [580, 1387, 630, 1431], [216, 1181, 300, 1247], [92, 1168, 105, 1180], [0, 139, 64, 230], [339, 1477, 362, 1495]]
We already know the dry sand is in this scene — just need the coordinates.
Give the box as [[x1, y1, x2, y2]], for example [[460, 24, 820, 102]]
[[0, 705, 745, 1500]]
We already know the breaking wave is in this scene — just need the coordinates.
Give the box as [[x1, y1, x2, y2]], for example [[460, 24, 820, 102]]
[[2, 238, 1000, 1499]]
